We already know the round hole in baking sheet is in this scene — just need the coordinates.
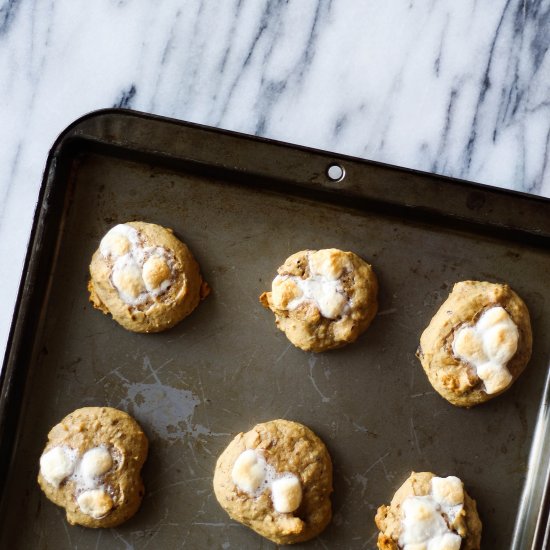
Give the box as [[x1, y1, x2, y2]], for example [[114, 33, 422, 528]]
[[327, 163, 345, 182]]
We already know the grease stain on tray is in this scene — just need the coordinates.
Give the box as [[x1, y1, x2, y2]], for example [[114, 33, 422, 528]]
[[119, 382, 200, 441]]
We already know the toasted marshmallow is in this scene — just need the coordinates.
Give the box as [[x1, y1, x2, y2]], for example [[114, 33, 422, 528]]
[[77, 489, 114, 518], [271, 250, 351, 320], [399, 477, 464, 549], [401, 497, 448, 544], [112, 256, 146, 303], [40, 446, 77, 487], [100, 224, 139, 259], [452, 327, 488, 365], [232, 450, 267, 494], [100, 224, 175, 306], [142, 254, 171, 292], [289, 277, 348, 319], [271, 277, 302, 308], [271, 475, 302, 513], [452, 306, 518, 394], [79, 447, 113, 480], [308, 249, 350, 280], [476, 362, 513, 395], [430, 476, 463, 508]]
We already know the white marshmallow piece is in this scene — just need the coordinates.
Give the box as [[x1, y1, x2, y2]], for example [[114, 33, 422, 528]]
[[452, 306, 519, 394], [142, 251, 172, 293], [79, 447, 113, 480], [273, 250, 351, 319], [40, 446, 77, 487], [100, 224, 175, 306], [77, 489, 114, 518], [99, 224, 139, 259], [430, 476, 463, 508], [476, 362, 513, 395], [401, 497, 448, 545], [232, 450, 267, 494], [400, 476, 465, 549], [308, 249, 350, 280], [288, 277, 348, 319], [111, 255, 146, 303], [271, 475, 302, 513]]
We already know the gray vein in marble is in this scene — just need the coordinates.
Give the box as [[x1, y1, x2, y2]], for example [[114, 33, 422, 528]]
[[115, 84, 136, 109], [0, 0, 19, 34]]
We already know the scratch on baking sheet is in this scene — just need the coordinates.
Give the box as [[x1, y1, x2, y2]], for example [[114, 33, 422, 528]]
[[410, 391, 435, 398], [377, 308, 397, 316], [57, 508, 73, 547], [112, 530, 134, 549], [363, 531, 379, 548], [141, 355, 175, 385], [192, 522, 229, 527], [146, 476, 212, 499], [280, 403, 293, 420], [275, 342, 293, 363], [362, 451, 391, 479], [410, 417, 422, 456], [308, 355, 330, 403], [352, 421, 378, 438], [317, 537, 330, 549], [95, 365, 131, 385], [136, 509, 179, 550], [94, 530, 103, 550], [352, 473, 369, 499], [195, 366, 210, 434]]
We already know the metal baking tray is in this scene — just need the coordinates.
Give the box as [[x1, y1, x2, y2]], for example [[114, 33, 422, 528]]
[[1, 110, 549, 549]]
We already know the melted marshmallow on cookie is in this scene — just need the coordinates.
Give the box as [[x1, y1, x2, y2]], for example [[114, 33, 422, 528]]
[[399, 476, 464, 550], [100, 224, 174, 306], [272, 249, 351, 319], [40, 445, 117, 518], [77, 489, 114, 519], [39, 446, 78, 487], [231, 450, 303, 514], [452, 306, 518, 394]]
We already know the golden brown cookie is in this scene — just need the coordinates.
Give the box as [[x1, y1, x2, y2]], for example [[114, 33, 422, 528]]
[[375, 471, 482, 550], [88, 221, 209, 333], [416, 281, 532, 407], [213, 419, 333, 545], [38, 407, 148, 528], [260, 249, 378, 352]]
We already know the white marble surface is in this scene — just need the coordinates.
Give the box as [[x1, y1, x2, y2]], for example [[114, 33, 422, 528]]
[[1, 0, 549, 361]]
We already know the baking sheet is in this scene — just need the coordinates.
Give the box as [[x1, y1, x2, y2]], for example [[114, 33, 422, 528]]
[[0, 110, 549, 549]]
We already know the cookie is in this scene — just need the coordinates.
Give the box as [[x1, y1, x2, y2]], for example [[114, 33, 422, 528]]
[[416, 281, 532, 407], [88, 221, 209, 332], [38, 407, 148, 528], [260, 249, 378, 352], [375, 471, 482, 550], [213, 419, 333, 545]]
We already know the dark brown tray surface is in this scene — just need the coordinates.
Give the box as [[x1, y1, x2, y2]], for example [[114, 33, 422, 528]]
[[1, 110, 549, 548]]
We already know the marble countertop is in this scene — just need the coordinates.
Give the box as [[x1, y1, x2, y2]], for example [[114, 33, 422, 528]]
[[1, 0, 549, 360]]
